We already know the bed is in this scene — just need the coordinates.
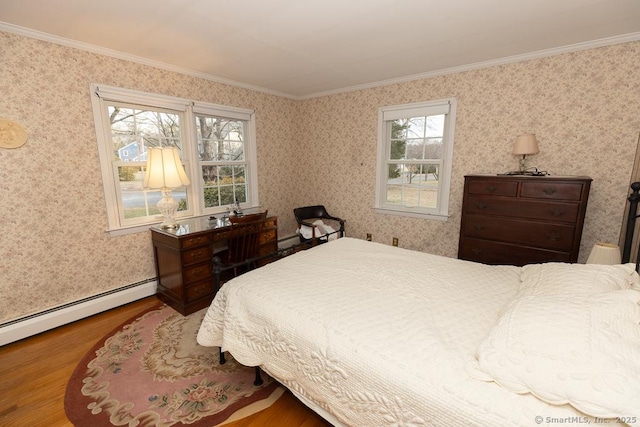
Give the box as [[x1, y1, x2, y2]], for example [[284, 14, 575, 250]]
[[197, 210, 640, 426]]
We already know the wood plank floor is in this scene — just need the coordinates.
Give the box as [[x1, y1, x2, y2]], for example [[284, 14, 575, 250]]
[[0, 296, 332, 427]]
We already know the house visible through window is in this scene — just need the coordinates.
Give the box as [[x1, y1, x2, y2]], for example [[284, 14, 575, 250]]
[[375, 98, 457, 220], [91, 84, 258, 235]]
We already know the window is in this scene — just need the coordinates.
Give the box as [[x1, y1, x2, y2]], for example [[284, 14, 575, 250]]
[[375, 98, 456, 220], [91, 84, 258, 235]]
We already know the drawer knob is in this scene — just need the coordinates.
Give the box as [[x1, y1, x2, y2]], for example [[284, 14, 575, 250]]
[[193, 268, 204, 277], [546, 232, 560, 241], [486, 186, 497, 193], [473, 224, 485, 232], [190, 251, 203, 258], [550, 207, 565, 217], [471, 247, 482, 255], [475, 201, 488, 210], [543, 188, 557, 196]]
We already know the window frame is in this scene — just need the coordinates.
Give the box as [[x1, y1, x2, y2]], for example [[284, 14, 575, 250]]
[[374, 98, 457, 220], [91, 84, 258, 236]]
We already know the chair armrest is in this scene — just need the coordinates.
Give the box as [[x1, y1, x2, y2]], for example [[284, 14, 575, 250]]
[[324, 215, 345, 224], [299, 220, 319, 228]]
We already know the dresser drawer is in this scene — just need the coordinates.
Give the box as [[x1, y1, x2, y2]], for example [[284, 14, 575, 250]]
[[180, 234, 210, 249], [463, 215, 576, 251], [184, 262, 212, 283], [467, 179, 518, 197], [459, 238, 572, 266], [520, 181, 584, 201], [465, 195, 579, 223]]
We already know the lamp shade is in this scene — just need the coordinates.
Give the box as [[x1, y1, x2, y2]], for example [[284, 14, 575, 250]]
[[586, 242, 622, 265], [512, 134, 540, 156], [144, 147, 190, 189]]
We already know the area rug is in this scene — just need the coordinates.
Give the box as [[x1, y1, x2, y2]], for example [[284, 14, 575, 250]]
[[65, 304, 281, 427]]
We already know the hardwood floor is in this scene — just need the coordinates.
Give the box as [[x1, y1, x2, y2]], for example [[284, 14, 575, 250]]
[[0, 296, 331, 427]]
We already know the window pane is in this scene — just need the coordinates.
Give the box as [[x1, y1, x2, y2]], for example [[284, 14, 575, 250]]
[[426, 115, 445, 137], [385, 163, 407, 205], [118, 165, 188, 219], [417, 164, 439, 209], [108, 105, 182, 163], [385, 163, 440, 209], [196, 116, 245, 161], [389, 119, 408, 160], [202, 164, 247, 208], [119, 165, 154, 219], [406, 138, 425, 160], [425, 138, 443, 160], [406, 116, 426, 139]]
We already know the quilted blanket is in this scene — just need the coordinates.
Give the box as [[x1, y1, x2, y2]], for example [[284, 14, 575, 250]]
[[197, 238, 626, 426]]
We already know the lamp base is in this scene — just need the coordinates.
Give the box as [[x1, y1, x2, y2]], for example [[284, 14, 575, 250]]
[[157, 188, 179, 229]]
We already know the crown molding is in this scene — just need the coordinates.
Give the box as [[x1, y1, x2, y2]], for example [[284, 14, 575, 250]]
[[2, 21, 639, 101], [298, 32, 640, 100]]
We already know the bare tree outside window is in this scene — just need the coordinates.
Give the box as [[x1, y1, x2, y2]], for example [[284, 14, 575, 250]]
[[196, 115, 248, 208]]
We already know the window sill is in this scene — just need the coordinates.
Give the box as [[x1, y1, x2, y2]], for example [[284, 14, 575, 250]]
[[105, 223, 159, 237], [373, 207, 449, 221]]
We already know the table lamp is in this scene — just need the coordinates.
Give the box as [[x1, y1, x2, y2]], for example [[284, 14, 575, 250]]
[[586, 242, 622, 265], [512, 134, 540, 173], [144, 147, 190, 229]]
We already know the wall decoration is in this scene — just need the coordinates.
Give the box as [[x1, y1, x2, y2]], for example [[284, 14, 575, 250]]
[[0, 118, 27, 149]]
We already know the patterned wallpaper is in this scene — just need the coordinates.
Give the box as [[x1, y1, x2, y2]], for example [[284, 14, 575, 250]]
[[1, 30, 639, 323], [0, 31, 300, 322], [298, 41, 640, 258]]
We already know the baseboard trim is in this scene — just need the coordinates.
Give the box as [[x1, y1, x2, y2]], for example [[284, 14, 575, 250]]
[[0, 279, 157, 347]]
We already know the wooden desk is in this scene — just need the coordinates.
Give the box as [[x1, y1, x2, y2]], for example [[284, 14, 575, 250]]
[[151, 215, 277, 315]]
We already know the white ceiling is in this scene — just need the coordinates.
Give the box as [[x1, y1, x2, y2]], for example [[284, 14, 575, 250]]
[[1, 0, 640, 99]]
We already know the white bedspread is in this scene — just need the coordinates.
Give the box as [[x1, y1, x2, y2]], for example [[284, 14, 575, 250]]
[[197, 238, 626, 427]]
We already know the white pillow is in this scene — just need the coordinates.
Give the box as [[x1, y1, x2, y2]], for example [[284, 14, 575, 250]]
[[518, 262, 639, 297], [475, 290, 640, 421]]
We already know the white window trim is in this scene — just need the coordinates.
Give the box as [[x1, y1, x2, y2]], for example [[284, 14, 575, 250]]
[[90, 84, 258, 236], [374, 98, 457, 221]]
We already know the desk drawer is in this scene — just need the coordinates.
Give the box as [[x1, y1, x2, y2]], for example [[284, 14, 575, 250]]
[[263, 217, 277, 228], [259, 229, 277, 244], [186, 279, 215, 302], [465, 195, 579, 223], [181, 246, 212, 265], [184, 263, 212, 283], [463, 215, 575, 251], [180, 234, 210, 249]]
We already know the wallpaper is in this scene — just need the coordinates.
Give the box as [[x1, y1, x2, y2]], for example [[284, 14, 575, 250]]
[[1, 30, 639, 323], [297, 42, 640, 258], [0, 31, 301, 323]]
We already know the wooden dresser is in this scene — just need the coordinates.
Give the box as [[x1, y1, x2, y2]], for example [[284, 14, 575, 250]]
[[458, 175, 591, 266], [151, 215, 278, 315]]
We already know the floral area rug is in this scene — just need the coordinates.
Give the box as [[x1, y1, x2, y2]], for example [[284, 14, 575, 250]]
[[65, 304, 280, 427]]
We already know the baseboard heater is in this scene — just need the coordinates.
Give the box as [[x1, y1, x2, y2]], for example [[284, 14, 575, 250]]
[[0, 278, 157, 347]]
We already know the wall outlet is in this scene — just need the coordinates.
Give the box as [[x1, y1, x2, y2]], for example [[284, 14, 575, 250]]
[[366, 233, 372, 241], [392, 237, 398, 247]]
